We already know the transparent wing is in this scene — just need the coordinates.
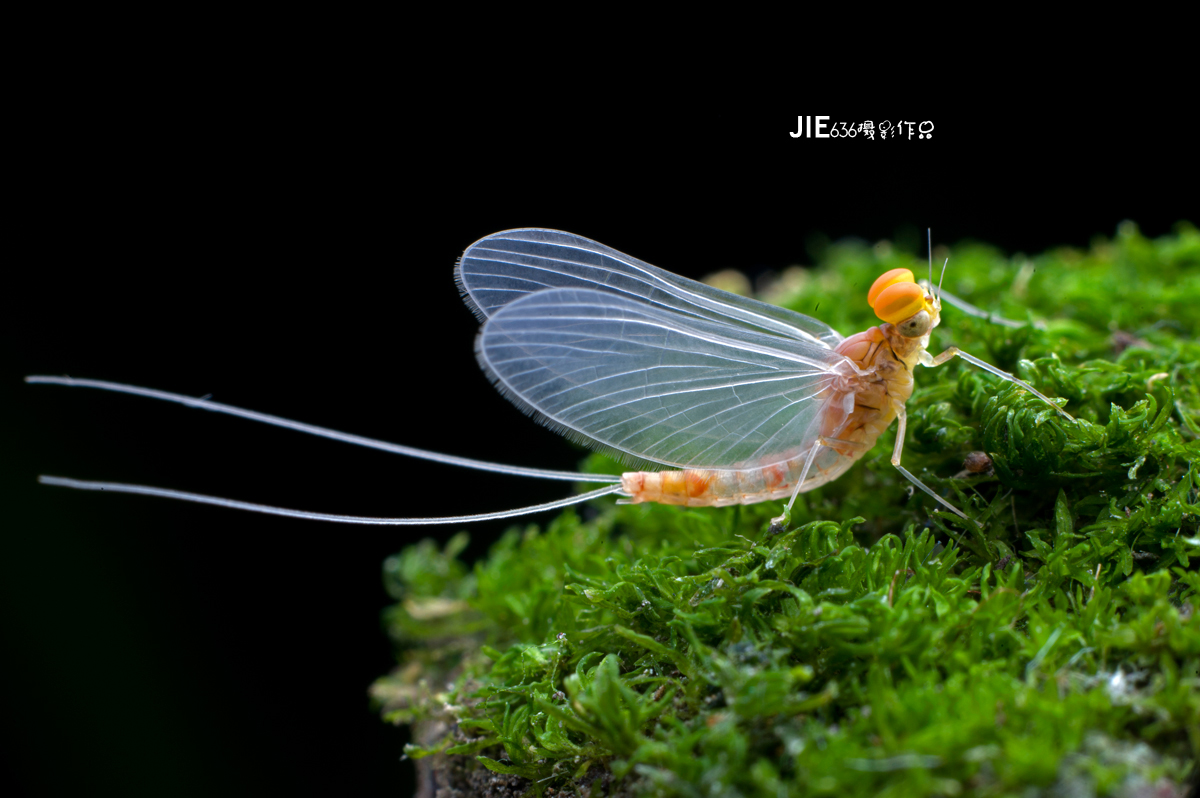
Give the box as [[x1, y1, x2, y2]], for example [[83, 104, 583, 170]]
[[477, 287, 853, 470], [457, 228, 844, 349]]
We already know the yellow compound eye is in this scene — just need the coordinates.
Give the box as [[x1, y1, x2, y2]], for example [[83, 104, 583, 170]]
[[867, 268, 915, 309], [873, 281, 926, 324]]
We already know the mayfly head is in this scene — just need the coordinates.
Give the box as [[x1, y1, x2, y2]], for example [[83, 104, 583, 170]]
[[867, 267, 941, 339]]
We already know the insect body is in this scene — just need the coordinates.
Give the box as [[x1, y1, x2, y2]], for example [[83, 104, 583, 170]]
[[620, 296, 924, 509], [30, 229, 1072, 526], [459, 230, 1069, 524]]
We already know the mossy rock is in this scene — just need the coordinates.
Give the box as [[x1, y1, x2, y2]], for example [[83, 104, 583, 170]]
[[375, 223, 1200, 797]]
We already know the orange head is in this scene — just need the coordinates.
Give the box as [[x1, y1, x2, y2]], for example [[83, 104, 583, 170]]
[[867, 268, 940, 337]]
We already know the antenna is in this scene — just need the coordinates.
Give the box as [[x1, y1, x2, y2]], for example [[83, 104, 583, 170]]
[[927, 228, 933, 288]]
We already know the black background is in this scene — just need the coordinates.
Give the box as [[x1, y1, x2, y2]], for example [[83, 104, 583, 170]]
[[4, 75, 1192, 797]]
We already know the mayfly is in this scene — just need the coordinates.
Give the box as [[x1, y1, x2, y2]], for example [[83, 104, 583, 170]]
[[29, 228, 1072, 528]]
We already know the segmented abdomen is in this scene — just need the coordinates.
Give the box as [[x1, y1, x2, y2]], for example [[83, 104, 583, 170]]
[[619, 444, 857, 507]]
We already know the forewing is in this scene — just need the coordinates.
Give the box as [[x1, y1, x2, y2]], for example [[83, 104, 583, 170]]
[[457, 228, 844, 349], [477, 287, 849, 469]]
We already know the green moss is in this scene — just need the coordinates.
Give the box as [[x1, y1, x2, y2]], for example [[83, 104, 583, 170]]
[[374, 223, 1200, 797]]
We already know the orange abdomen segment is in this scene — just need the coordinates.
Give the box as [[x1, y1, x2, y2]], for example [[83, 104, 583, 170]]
[[623, 469, 718, 505]]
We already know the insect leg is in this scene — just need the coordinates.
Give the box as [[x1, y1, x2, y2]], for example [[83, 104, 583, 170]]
[[817, 435, 871, 452], [770, 441, 825, 531], [890, 404, 970, 520], [921, 348, 1074, 421]]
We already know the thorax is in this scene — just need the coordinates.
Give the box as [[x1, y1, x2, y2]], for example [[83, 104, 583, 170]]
[[833, 323, 923, 405]]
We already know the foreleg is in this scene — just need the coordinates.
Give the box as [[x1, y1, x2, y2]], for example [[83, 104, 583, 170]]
[[922, 347, 1074, 421]]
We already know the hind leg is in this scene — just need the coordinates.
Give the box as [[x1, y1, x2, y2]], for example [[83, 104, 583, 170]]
[[768, 442, 825, 533]]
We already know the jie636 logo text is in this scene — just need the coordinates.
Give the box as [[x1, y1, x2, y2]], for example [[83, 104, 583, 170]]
[[791, 116, 934, 140]]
